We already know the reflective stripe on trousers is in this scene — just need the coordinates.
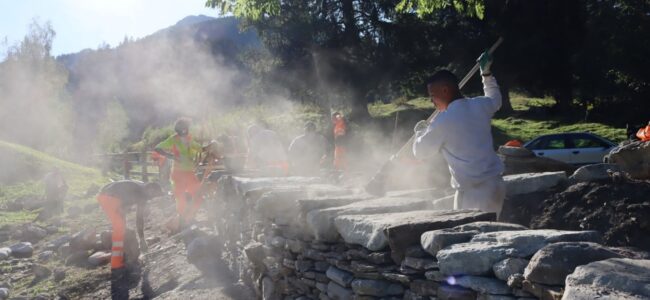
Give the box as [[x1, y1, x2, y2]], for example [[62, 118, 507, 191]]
[[97, 194, 126, 269]]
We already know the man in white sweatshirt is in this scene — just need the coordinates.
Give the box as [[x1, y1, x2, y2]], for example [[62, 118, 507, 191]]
[[413, 52, 505, 216]]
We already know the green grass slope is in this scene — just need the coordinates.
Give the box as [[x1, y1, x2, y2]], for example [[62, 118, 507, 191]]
[[0, 140, 108, 225]]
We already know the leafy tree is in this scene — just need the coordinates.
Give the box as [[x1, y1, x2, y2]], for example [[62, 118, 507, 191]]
[[0, 19, 73, 157]]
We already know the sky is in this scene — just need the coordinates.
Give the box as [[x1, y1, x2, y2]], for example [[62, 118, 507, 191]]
[[0, 0, 221, 57]]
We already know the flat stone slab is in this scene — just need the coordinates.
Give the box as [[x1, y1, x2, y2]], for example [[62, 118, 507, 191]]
[[297, 194, 374, 216], [228, 176, 324, 195], [334, 210, 495, 252], [307, 197, 438, 242], [563, 258, 650, 300], [255, 186, 352, 225], [453, 222, 528, 233], [438, 230, 602, 276], [217, 175, 328, 204], [421, 229, 478, 257], [421, 222, 528, 257], [503, 172, 566, 196], [524, 242, 622, 285], [470, 229, 602, 257]]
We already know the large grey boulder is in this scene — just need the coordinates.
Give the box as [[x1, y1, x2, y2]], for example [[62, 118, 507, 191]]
[[524, 242, 622, 285], [438, 230, 601, 276], [503, 172, 567, 196], [20, 224, 47, 243], [350, 279, 404, 297], [569, 163, 622, 182], [88, 251, 111, 267], [307, 197, 436, 242], [454, 276, 512, 295], [563, 258, 650, 300], [9, 242, 33, 258], [605, 140, 650, 180], [334, 210, 494, 253]]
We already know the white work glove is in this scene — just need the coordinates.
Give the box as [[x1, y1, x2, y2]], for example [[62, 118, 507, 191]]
[[477, 50, 493, 76], [414, 120, 429, 133]]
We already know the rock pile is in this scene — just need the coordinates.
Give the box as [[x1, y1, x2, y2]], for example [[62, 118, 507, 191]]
[[210, 173, 650, 300]]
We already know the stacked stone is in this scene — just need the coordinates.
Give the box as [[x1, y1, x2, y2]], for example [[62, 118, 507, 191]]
[[212, 173, 650, 300]]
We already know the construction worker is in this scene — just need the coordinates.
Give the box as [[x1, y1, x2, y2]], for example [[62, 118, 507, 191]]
[[96, 180, 163, 300], [246, 124, 288, 176], [154, 118, 205, 227], [288, 121, 328, 176], [636, 121, 650, 142], [331, 112, 348, 171], [413, 51, 505, 217]]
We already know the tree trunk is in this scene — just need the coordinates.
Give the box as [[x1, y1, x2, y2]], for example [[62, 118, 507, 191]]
[[341, 0, 359, 45]]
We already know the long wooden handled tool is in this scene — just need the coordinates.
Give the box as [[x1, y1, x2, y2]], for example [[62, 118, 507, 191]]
[[365, 37, 504, 196]]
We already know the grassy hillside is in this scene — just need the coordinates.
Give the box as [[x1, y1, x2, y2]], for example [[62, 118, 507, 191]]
[[0, 140, 109, 225]]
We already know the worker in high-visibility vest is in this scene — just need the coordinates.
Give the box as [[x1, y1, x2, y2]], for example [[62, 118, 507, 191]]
[[154, 118, 205, 227], [96, 180, 163, 299], [637, 121, 650, 142], [332, 112, 348, 171]]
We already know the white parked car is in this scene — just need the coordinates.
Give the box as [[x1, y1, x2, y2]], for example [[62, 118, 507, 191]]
[[523, 133, 617, 165]]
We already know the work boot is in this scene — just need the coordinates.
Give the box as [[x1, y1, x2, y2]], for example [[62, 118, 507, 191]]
[[110, 268, 129, 300]]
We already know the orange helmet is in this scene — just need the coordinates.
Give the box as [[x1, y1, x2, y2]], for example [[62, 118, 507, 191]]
[[504, 139, 523, 147]]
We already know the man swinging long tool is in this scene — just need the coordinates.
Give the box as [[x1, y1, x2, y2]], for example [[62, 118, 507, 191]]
[[413, 50, 505, 217]]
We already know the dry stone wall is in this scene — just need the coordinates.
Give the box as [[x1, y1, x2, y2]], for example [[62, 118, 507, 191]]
[[210, 173, 650, 300]]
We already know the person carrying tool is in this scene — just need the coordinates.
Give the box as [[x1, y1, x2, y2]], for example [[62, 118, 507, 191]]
[[413, 51, 505, 216], [331, 112, 348, 171], [288, 121, 328, 176], [96, 180, 163, 300], [246, 124, 288, 176], [154, 118, 205, 227]]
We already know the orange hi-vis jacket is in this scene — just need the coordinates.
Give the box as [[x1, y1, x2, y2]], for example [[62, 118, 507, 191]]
[[637, 124, 650, 142]]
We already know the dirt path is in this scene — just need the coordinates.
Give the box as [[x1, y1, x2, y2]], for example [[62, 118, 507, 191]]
[[1, 194, 253, 299]]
